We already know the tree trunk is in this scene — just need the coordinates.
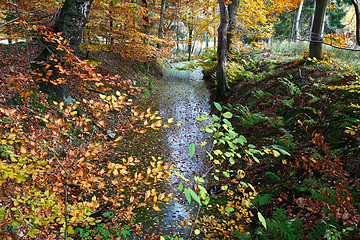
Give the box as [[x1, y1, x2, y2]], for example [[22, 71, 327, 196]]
[[141, 0, 150, 34], [294, 0, 304, 42], [157, 0, 166, 48], [216, 0, 230, 101], [227, 0, 239, 54], [188, 22, 193, 61], [35, 0, 93, 103], [350, 0, 360, 46], [309, 0, 328, 59]]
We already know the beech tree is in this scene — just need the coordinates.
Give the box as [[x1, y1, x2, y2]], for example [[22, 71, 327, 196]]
[[227, 0, 239, 53], [157, 0, 166, 48], [216, 0, 230, 100], [293, 0, 304, 42], [309, 0, 328, 59], [35, 0, 94, 103]]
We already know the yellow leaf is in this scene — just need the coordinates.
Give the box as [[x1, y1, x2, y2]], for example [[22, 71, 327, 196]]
[[20, 145, 27, 154], [145, 190, 151, 200], [114, 136, 123, 142], [345, 129, 356, 135], [99, 94, 106, 100], [282, 159, 287, 164], [8, 133, 16, 140], [154, 120, 162, 127], [153, 205, 161, 211], [98, 120, 106, 126], [237, 170, 245, 179], [272, 150, 281, 157], [167, 118, 174, 123], [158, 193, 165, 201], [70, 111, 77, 116]]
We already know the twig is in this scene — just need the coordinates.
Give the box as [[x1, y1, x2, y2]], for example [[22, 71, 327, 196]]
[[188, 204, 202, 240], [0, 0, 59, 29]]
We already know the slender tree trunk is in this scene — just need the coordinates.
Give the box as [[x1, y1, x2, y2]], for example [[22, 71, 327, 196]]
[[157, 0, 166, 48], [294, 0, 304, 42], [227, 0, 239, 54], [216, 0, 230, 101], [309, 0, 328, 59], [141, 0, 149, 29], [290, 9, 297, 42], [188, 22, 193, 61], [109, 1, 114, 45], [35, 0, 93, 103], [350, 0, 360, 46]]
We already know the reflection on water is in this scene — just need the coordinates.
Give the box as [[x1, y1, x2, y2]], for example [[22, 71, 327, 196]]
[[122, 63, 212, 238], [155, 63, 213, 236]]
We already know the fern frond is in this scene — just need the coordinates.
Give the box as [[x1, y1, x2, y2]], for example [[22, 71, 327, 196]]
[[252, 193, 273, 207]]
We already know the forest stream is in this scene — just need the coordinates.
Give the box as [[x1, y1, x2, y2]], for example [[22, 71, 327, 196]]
[[121, 62, 213, 238]]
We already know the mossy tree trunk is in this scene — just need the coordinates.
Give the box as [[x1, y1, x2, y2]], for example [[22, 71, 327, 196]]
[[35, 0, 93, 103], [309, 0, 328, 59], [216, 0, 230, 101]]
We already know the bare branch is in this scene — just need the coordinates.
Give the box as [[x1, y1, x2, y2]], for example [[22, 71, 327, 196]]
[[0, 0, 59, 29]]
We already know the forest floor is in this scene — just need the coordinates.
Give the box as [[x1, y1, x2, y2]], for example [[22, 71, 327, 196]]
[[206, 49, 360, 239]]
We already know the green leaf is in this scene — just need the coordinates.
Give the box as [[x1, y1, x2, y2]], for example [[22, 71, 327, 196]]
[[224, 152, 232, 157], [229, 157, 235, 165], [223, 112, 233, 118], [258, 212, 267, 229], [223, 119, 232, 127], [121, 229, 131, 238], [184, 188, 191, 204], [213, 149, 222, 155], [270, 145, 291, 156], [223, 171, 230, 178], [239, 135, 247, 144], [213, 160, 221, 165], [178, 181, 183, 191], [205, 128, 214, 133], [211, 114, 220, 121], [194, 229, 200, 235], [225, 206, 235, 213], [196, 115, 208, 121], [189, 189, 201, 204], [214, 102, 222, 111], [189, 143, 195, 158], [240, 181, 248, 187], [194, 176, 205, 183]]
